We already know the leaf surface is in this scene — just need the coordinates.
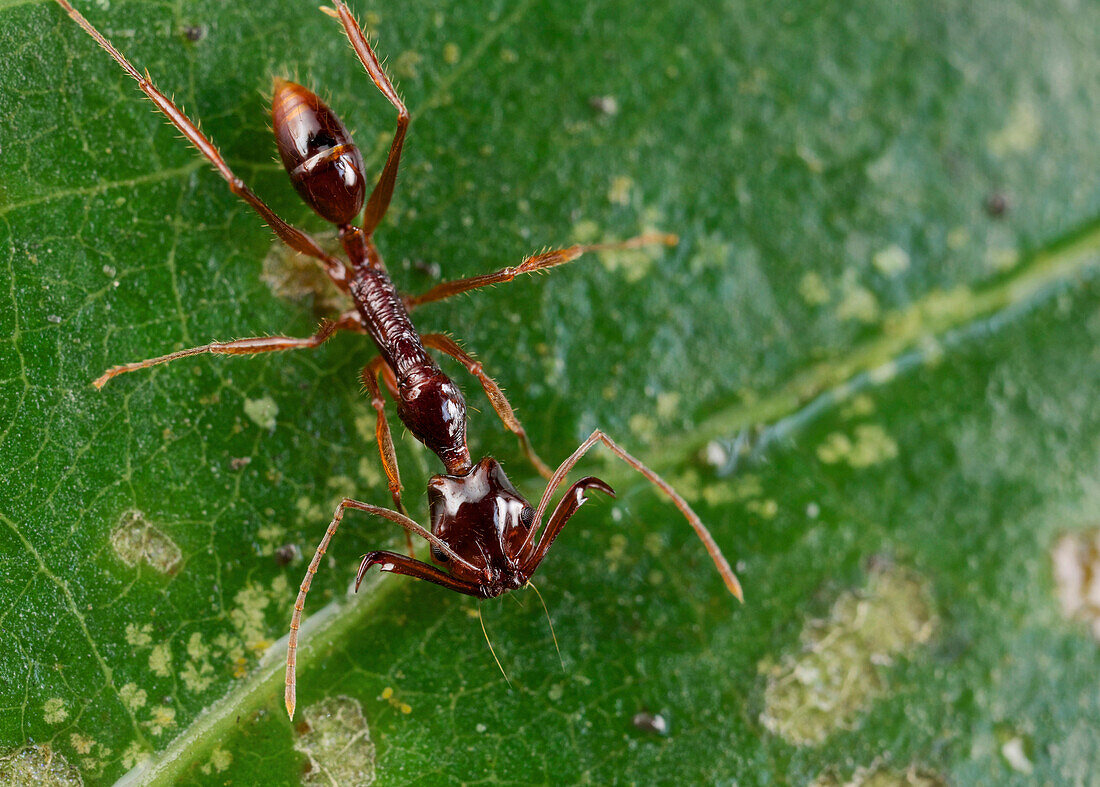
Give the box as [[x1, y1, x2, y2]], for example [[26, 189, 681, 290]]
[[2, 0, 1100, 784]]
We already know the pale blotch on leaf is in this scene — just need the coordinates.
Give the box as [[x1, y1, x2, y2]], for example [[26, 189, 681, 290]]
[[244, 396, 279, 432], [817, 425, 898, 468], [811, 762, 946, 787], [125, 623, 153, 648], [872, 244, 910, 276], [120, 742, 149, 770], [119, 683, 147, 712], [442, 42, 460, 65], [987, 96, 1041, 156], [1050, 527, 1100, 640], [200, 747, 233, 776], [0, 744, 82, 787], [608, 175, 634, 206], [799, 271, 831, 306], [148, 643, 172, 678], [145, 705, 176, 737], [1001, 736, 1034, 775], [393, 50, 422, 80], [836, 269, 880, 324], [68, 734, 94, 756], [759, 564, 937, 745], [43, 698, 68, 725], [261, 236, 347, 314], [110, 509, 181, 574], [230, 582, 272, 652], [294, 696, 377, 786]]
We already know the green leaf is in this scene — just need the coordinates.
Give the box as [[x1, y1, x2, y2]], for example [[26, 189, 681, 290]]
[[3, 0, 1100, 784]]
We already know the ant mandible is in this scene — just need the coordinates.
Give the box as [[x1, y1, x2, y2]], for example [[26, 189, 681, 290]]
[[54, 0, 743, 719]]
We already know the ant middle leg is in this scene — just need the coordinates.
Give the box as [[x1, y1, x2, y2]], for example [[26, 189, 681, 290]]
[[421, 334, 552, 479], [53, 0, 352, 290], [404, 232, 678, 308], [93, 311, 363, 389], [323, 1, 409, 234], [361, 357, 415, 557]]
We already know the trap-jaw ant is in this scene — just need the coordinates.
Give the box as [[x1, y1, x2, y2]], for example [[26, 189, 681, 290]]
[[54, 0, 743, 719]]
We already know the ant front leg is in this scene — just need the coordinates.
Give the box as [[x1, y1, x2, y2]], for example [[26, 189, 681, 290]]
[[287, 497, 472, 719], [93, 311, 363, 388], [522, 430, 744, 601], [422, 334, 552, 479], [361, 357, 415, 557], [404, 233, 678, 308]]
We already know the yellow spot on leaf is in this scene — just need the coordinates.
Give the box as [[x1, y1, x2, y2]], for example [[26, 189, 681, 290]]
[[817, 425, 898, 468], [443, 42, 460, 64], [69, 733, 94, 755], [125, 623, 153, 648], [149, 643, 172, 678], [111, 509, 181, 574], [760, 564, 937, 745], [1051, 527, 1100, 640], [799, 272, 830, 306], [608, 175, 634, 206], [119, 683, 147, 712], [146, 705, 176, 736], [244, 396, 279, 431], [988, 97, 1041, 156], [43, 698, 67, 725], [872, 244, 910, 276], [295, 696, 377, 786]]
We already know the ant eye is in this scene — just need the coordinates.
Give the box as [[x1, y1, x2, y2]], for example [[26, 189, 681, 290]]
[[431, 545, 449, 563], [519, 506, 535, 528]]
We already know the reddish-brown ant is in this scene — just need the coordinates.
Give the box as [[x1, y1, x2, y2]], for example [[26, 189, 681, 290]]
[[54, 0, 743, 719]]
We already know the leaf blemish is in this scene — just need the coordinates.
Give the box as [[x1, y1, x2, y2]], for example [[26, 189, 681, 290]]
[[294, 696, 377, 785], [1051, 527, 1100, 640], [0, 744, 82, 786], [243, 396, 279, 432], [760, 563, 937, 745], [261, 236, 348, 313], [110, 509, 182, 574]]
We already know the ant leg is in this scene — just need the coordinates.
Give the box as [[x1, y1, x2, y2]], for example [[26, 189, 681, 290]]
[[522, 429, 743, 601], [324, 1, 409, 234], [404, 233, 678, 308], [93, 311, 362, 389], [361, 357, 415, 557], [286, 496, 475, 719], [54, 0, 351, 290], [422, 334, 552, 479], [356, 551, 487, 596]]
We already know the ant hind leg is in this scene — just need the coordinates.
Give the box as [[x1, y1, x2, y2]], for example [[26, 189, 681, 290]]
[[324, 1, 409, 234], [54, 0, 353, 290]]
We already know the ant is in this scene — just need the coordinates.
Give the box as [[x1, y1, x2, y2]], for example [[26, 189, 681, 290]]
[[54, 0, 743, 719]]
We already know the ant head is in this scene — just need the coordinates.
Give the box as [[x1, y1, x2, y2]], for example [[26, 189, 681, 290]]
[[428, 458, 536, 596]]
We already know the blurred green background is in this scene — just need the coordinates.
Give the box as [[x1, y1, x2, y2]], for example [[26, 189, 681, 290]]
[[2, 0, 1100, 784]]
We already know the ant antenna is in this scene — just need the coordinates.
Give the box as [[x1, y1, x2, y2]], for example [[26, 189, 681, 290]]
[[478, 603, 512, 688], [528, 581, 564, 671]]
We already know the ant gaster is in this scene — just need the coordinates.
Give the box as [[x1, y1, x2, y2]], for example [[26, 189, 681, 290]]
[[54, 0, 743, 720]]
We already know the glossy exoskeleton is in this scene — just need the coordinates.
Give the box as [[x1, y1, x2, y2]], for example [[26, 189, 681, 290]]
[[54, 0, 743, 720]]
